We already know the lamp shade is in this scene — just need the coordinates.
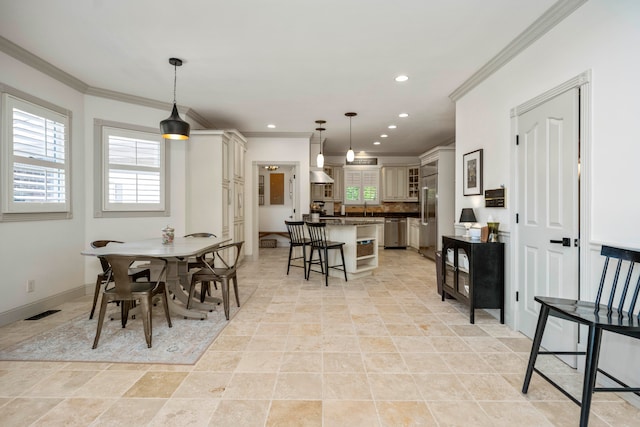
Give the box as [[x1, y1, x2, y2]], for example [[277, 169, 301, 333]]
[[160, 103, 190, 140], [459, 208, 477, 223]]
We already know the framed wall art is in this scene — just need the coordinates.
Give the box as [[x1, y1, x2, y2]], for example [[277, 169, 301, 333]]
[[463, 149, 483, 196]]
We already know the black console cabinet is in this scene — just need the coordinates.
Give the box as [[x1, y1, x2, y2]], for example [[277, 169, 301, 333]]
[[441, 235, 504, 324]]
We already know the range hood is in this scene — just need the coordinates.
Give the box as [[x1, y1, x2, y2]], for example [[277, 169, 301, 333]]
[[309, 170, 334, 184]]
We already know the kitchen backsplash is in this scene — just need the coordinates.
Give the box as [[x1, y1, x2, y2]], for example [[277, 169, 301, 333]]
[[337, 201, 419, 215]]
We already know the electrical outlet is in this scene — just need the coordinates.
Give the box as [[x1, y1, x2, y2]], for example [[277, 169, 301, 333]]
[[27, 280, 35, 293]]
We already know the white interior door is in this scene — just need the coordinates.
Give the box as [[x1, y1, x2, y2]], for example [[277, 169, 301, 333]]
[[516, 88, 580, 366]]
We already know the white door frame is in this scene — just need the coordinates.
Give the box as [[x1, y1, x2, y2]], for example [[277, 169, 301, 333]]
[[250, 161, 301, 261], [511, 70, 592, 332]]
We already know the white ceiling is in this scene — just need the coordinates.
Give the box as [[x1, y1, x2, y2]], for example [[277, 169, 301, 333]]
[[0, 0, 557, 157]]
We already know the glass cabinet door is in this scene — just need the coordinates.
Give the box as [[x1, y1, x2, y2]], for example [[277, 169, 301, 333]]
[[455, 247, 470, 298]]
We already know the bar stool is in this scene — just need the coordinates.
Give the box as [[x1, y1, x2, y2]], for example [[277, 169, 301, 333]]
[[305, 221, 347, 286], [285, 220, 310, 277]]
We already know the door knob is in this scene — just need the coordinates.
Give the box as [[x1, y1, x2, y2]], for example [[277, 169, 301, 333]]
[[550, 238, 571, 247]]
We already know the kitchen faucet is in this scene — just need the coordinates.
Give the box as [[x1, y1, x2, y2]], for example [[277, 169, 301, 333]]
[[363, 201, 367, 217]]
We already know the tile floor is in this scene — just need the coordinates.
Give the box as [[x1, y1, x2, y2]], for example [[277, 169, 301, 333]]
[[1, 247, 639, 426]]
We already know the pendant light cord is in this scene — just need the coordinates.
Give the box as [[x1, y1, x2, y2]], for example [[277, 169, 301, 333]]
[[349, 116, 352, 150], [173, 63, 177, 104]]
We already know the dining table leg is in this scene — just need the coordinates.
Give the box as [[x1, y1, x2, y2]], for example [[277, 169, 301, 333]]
[[164, 259, 213, 319]]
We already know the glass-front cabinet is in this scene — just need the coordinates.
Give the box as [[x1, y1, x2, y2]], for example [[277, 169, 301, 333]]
[[441, 235, 504, 324]]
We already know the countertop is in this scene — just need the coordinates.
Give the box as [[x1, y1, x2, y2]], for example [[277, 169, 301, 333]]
[[316, 217, 385, 225], [343, 212, 419, 218]]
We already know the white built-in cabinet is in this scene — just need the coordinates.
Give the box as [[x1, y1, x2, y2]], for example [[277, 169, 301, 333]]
[[187, 130, 246, 260], [382, 165, 419, 202], [408, 217, 420, 250]]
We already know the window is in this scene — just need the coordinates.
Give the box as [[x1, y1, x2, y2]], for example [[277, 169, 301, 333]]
[[1, 90, 71, 220], [343, 167, 380, 205], [95, 120, 169, 217]]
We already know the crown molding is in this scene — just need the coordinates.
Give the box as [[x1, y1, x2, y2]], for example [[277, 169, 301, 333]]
[[449, 0, 588, 102], [185, 108, 216, 129], [0, 35, 89, 92], [1, 35, 211, 127], [242, 131, 312, 139]]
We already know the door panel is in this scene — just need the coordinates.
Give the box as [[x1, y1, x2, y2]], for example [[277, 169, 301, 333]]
[[517, 88, 579, 366]]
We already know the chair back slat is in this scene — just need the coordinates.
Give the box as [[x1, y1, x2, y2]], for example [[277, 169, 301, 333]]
[[617, 263, 635, 315], [630, 275, 640, 318], [595, 245, 640, 317], [605, 258, 624, 313], [306, 222, 328, 246], [285, 221, 307, 245]]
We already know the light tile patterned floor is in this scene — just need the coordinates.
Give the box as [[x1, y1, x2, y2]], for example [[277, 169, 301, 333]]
[[1, 247, 639, 426]]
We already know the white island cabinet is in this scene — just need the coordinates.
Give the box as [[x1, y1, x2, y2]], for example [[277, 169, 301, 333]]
[[317, 220, 380, 279]]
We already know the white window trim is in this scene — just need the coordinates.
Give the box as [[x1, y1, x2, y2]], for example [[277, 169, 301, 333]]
[[0, 85, 72, 222], [93, 119, 170, 218], [343, 165, 381, 205]]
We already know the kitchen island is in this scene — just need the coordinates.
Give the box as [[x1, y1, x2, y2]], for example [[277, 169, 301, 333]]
[[313, 218, 383, 279]]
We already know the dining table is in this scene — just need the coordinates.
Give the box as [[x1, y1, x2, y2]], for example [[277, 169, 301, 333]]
[[81, 236, 230, 320]]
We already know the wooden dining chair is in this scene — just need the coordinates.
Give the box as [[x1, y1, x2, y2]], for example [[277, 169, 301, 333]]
[[522, 244, 640, 427], [93, 255, 172, 349], [89, 240, 151, 319], [189, 241, 244, 320], [285, 220, 310, 277], [305, 222, 347, 286]]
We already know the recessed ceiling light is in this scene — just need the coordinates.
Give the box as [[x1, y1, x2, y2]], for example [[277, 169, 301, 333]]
[[398, 113, 409, 118], [373, 141, 381, 145], [388, 125, 397, 129], [267, 124, 276, 129], [380, 134, 388, 138], [395, 75, 409, 82]]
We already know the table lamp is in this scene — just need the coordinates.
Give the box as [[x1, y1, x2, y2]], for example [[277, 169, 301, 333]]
[[459, 208, 477, 237]]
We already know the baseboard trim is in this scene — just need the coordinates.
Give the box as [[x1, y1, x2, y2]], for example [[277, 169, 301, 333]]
[[0, 285, 88, 327]]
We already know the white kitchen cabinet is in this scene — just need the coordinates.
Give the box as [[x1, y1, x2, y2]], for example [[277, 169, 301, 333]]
[[331, 166, 343, 201], [382, 166, 406, 201], [408, 217, 420, 250], [188, 130, 246, 248], [382, 165, 419, 202], [407, 166, 420, 201]]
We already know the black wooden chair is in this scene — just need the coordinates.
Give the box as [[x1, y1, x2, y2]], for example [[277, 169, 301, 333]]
[[89, 240, 151, 319], [285, 220, 310, 277], [522, 244, 640, 427], [305, 221, 347, 286], [189, 241, 244, 320], [93, 255, 172, 349]]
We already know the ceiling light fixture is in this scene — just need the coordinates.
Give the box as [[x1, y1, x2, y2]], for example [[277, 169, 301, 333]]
[[160, 58, 190, 140], [264, 165, 279, 171], [388, 125, 397, 129], [398, 113, 409, 118], [267, 124, 276, 129], [345, 112, 357, 162], [395, 75, 409, 82], [315, 120, 326, 168], [380, 134, 388, 138], [373, 141, 381, 145]]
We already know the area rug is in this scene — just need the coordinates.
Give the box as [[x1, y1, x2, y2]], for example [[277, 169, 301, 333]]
[[0, 286, 255, 365]]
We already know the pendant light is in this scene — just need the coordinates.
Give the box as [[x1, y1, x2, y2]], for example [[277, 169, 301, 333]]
[[345, 112, 357, 162], [160, 58, 190, 140], [315, 119, 326, 168]]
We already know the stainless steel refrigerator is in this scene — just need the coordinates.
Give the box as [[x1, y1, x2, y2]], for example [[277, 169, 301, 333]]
[[419, 161, 438, 260]]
